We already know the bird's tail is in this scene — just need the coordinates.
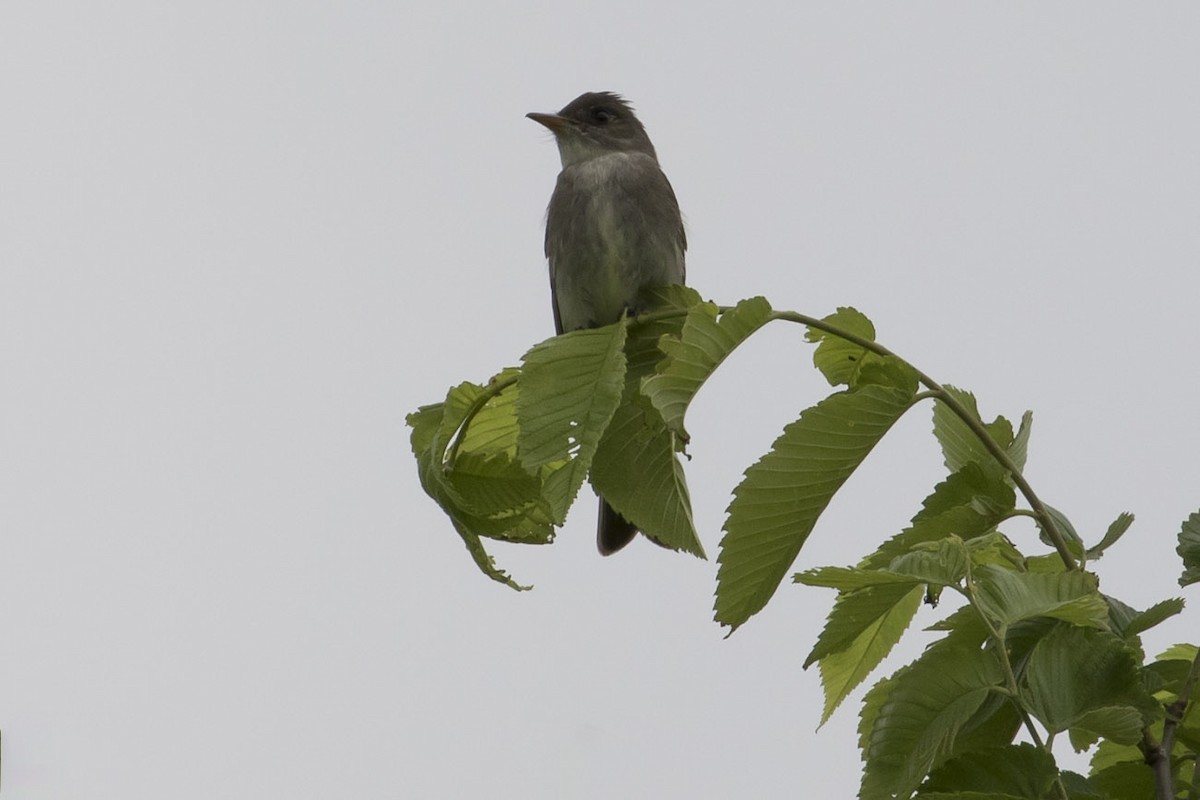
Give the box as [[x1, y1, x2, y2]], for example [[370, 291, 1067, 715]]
[[597, 499, 638, 555]]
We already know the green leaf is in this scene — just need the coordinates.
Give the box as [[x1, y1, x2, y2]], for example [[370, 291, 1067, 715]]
[[590, 401, 703, 556], [795, 566, 921, 592], [920, 743, 1057, 798], [814, 584, 923, 723], [801, 538, 972, 722], [925, 604, 991, 641], [1155, 642, 1199, 663], [915, 793, 1027, 800], [858, 674, 894, 754], [455, 367, 523, 457], [865, 464, 1014, 569], [516, 324, 628, 522], [1037, 504, 1084, 557], [857, 355, 920, 394], [1056, 771, 1106, 799], [985, 415, 1015, 452], [964, 531, 1025, 570], [805, 306, 876, 387], [408, 402, 445, 460], [641, 296, 773, 440], [443, 450, 543, 520], [1111, 597, 1185, 640], [636, 283, 705, 315], [1177, 510, 1200, 587], [1022, 626, 1159, 738], [1089, 758, 1155, 800], [1068, 706, 1145, 750], [1146, 643, 1199, 696], [448, 519, 533, 591], [408, 399, 535, 590], [582, 307, 704, 556], [859, 645, 1005, 800], [888, 537, 970, 586], [971, 565, 1109, 631], [624, 298, 693, 382], [715, 383, 915, 630], [1006, 411, 1033, 474], [802, 576, 923, 661], [931, 386, 1028, 479], [1087, 512, 1134, 560]]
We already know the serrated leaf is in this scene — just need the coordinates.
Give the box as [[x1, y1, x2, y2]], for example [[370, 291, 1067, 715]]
[[1177, 511, 1200, 587], [795, 566, 920, 592], [1037, 504, 1084, 557], [865, 464, 1015, 569], [858, 674, 894, 754], [1087, 512, 1134, 560], [859, 355, 921, 394], [1118, 597, 1185, 640], [972, 565, 1109, 631], [931, 387, 1028, 480], [1089, 759, 1156, 800], [715, 383, 915, 630], [1006, 411, 1033, 474], [920, 742, 1057, 798], [805, 306, 877, 387], [408, 400, 535, 590], [1146, 643, 1199, 697], [585, 308, 704, 556], [815, 584, 923, 722], [408, 402, 446, 460], [1068, 706, 1145, 750], [859, 645, 1005, 800], [456, 367, 523, 456], [516, 324, 628, 522], [916, 793, 1027, 800], [925, 604, 991, 642], [1022, 626, 1159, 737], [641, 296, 773, 440], [1090, 735, 1144, 774], [985, 415, 1015, 452], [888, 537, 970, 586], [964, 531, 1025, 569], [409, 378, 559, 583], [428, 380, 491, 465], [1056, 770, 1106, 799], [636, 283, 705, 314], [1155, 642, 1199, 663], [590, 400, 703, 556], [443, 450, 543, 519], [449, 518, 533, 591], [805, 581, 923, 665]]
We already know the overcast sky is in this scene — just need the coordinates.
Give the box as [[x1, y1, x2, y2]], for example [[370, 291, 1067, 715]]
[[3, 3, 1199, 798]]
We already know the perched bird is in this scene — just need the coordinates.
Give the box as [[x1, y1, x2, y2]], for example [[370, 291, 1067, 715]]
[[527, 91, 686, 555]]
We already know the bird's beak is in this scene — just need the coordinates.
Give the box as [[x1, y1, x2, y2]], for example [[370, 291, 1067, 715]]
[[526, 112, 574, 133]]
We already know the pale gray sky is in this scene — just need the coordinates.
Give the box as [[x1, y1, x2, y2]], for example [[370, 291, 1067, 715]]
[[3, 3, 1199, 798]]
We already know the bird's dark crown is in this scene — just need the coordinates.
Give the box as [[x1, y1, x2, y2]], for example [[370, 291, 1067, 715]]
[[557, 92, 639, 126]]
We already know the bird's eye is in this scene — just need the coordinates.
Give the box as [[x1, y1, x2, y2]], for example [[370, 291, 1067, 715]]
[[591, 108, 614, 124]]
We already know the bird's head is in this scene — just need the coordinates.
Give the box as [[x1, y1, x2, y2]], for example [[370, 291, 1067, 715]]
[[527, 92, 658, 167]]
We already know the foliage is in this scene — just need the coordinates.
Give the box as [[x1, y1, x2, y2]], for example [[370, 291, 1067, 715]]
[[409, 291, 1200, 799]]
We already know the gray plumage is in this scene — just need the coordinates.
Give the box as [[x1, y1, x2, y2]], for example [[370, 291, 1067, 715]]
[[527, 91, 686, 555]]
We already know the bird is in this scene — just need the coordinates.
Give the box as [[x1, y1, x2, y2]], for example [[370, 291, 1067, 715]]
[[527, 91, 686, 555]]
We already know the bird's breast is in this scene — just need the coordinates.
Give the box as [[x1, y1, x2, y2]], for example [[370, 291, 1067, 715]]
[[547, 153, 685, 331]]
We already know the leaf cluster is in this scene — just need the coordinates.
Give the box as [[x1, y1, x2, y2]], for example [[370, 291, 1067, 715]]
[[409, 295, 1200, 798]]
